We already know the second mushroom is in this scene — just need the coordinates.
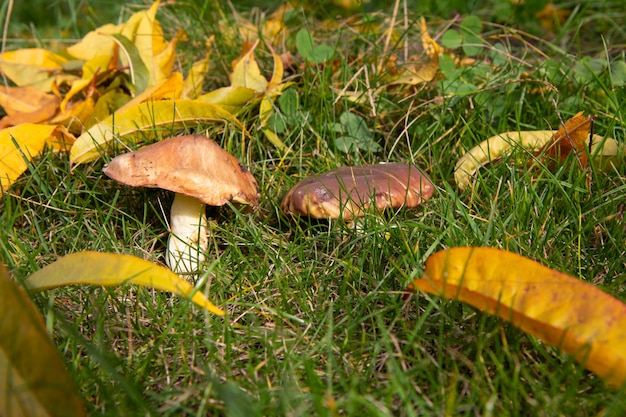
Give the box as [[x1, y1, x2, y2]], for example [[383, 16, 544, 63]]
[[103, 134, 259, 276], [281, 162, 434, 221]]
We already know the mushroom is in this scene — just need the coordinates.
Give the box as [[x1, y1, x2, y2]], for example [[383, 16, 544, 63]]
[[103, 134, 259, 275], [281, 162, 434, 220]]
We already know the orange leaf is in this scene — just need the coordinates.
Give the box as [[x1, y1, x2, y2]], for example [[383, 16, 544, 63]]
[[0, 86, 57, 116], [535, 3, 570, 31], [0, 89, 60, 129], [535, 111, 593, 169], [408, 247, 626, 388]]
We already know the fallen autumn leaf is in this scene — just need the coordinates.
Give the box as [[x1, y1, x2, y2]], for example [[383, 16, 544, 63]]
[[408, 247, 626, 388]]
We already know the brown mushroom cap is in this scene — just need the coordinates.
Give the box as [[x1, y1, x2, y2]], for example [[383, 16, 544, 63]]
[[281, 163, 434, 220], [103, 134, 259, 207]]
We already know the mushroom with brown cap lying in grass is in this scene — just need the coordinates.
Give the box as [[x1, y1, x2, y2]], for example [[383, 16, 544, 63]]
[[281, 162, 434, 222], [103, 134, 259, 276]]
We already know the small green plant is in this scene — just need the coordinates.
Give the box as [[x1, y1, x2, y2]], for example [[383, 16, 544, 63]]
[[332, 110, 380, 153], [267, 88, 307, 134], [441, 15, 483, 57], [295, 28, 335, 64]]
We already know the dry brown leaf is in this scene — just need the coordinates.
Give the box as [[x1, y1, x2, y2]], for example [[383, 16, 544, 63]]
[[536, 111, 593, 170]]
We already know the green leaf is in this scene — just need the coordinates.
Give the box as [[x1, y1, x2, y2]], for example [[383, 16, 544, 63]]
[[441, 29, 462, 50], [573, 57, 606, 84], [462, 33, 483, 57], [0, 263, 86, 417], [334, 136, 357, 153], [267, 112, 287, 134], [489, 43, 508, 67], [295, 29, 315, 60], [310, 44, 335, 64], [25, 251, 225, 316], [333, 111, 380, 153], [278, 88, 299, 119], [295, 29, 334, 64], [460, 15, 482, 36], [70, 99, 242, 165], [340, 111, 372, 140], [110, 33, 150, 94], [610, 60, 626, 87]]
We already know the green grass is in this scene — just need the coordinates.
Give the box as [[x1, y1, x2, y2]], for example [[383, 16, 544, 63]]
[[2, 0, 626, 415]]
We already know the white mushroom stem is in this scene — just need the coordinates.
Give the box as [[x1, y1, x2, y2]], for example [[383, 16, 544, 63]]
[[166, 193, 209, 276]]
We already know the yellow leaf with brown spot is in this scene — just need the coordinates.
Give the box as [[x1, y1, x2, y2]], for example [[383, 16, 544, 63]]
[[0, 124, 76, 193], [59, 54, 113, 113], [408, 247, 626, 388]]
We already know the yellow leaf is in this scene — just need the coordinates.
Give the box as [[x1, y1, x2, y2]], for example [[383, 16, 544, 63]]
[[197, 86, 258, 114], [267, 45, 284, 89], [257, 46, 290, 151], [0, 124, 76, 194], [0, 263, 87, 417], [127, 0, 177, 87], [151, 29, 183, 86], [50, 96, 96, 134], [262, 128, 287, 152], [24, 251, 224, 316], [234, 4, 289, 45], [0, 48, 68, 92], [59, 54, 113, 113], [231, 41, 268, 92], [454, 131, 623, 190], [388, 18, 440, 86], [66, 23, 120, 61], [117, 72, 184, 113], [408, 247, 626, 388], [70, 99, 241, 165]]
